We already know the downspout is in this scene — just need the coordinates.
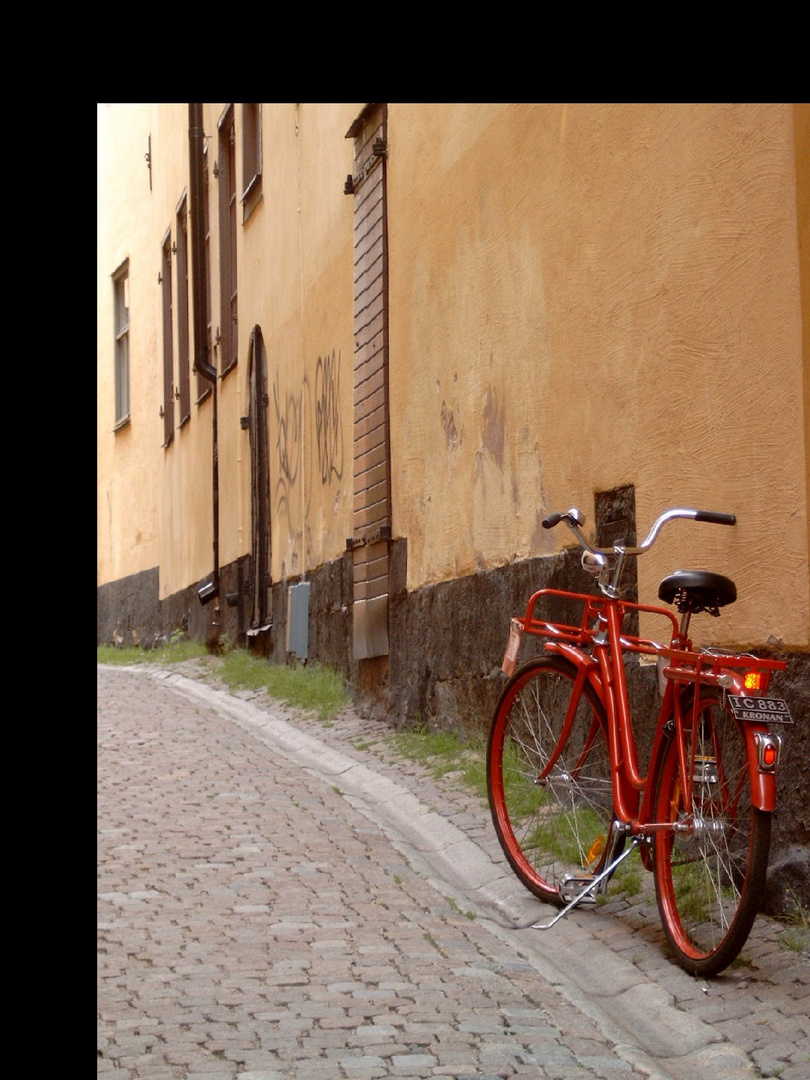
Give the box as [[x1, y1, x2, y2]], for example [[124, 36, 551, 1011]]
[[188, 103, 220, 609]]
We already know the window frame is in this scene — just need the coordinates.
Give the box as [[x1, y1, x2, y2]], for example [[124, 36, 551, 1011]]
[[112, 260, 130, 429], [161, 229, 174, 448], [218, 104, 238, 379], [241, 103, 262, 221], [176, 194, 191, 427], [195, 145, 214, 405]]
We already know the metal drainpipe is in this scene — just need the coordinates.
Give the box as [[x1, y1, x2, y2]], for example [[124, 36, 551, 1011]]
[[188, 104, 220, 611]]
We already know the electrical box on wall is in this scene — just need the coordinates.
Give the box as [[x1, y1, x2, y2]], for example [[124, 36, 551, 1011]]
[[287, 582, 310, 660]]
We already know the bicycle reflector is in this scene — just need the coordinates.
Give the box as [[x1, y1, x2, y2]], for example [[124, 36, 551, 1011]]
[[754, 732, 782, 771], [744, 671, 764, 692]]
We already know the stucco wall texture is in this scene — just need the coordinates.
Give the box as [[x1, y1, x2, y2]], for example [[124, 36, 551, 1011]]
[[99, 104, 809, 652], [388, 103, 808, 649]]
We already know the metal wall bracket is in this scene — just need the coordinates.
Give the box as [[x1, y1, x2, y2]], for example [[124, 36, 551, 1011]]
[[346, 524, 391, 552]]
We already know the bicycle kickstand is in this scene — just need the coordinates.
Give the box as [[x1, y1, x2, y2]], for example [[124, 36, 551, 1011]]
[[532, 835, 644, 931]]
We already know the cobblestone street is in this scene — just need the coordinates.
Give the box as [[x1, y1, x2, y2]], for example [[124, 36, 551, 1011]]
[[98, 664, 809, 1079]]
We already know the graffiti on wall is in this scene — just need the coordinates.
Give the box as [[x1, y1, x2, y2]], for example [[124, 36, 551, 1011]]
[[273, 377, 304, 525], [272, 350, 345, 567], [314, 350, 344, 484]]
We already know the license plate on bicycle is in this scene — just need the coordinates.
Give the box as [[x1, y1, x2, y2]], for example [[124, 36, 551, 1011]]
[[728, 695, 794, 724]]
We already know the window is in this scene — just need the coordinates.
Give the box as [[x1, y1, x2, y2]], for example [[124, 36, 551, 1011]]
[[176, 197, 191, 426], [113, 261, 130, 428], [161, 231, 174, 447], [242, 103, 262, 220], [196, 146, 214, 404], [218, 104, 238, 377]]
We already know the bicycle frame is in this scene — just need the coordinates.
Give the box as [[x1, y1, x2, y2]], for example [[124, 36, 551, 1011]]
[[506, 586, 787, 841], [491, 505, 792, 972]]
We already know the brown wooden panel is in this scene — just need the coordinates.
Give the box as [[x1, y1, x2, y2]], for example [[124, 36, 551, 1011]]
[[353, 545, 389, 580], [354, 361, 386, 408], [353, 478, 389, 516], [353, 400, 387, 441], [353, 539, 388, 568], [354, 437, 388, 473], [354, 577, 390, 603], [354, 457, 388, 492], [354, 293, 384, 347], [350, 104, 390, 659], [353, 416, 387, 456], [354, 384, 387, 426], [354, 328, 384, 372], [354, 225, 384, 278], [353, 543, 390, 601], [353, 502, 388, 534], [354, 349, 384, 397], [354, 200, 384, 249], [354, 344, 385, 390], [354, 173, 384, 222]]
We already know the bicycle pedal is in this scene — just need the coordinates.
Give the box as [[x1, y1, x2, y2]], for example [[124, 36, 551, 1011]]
[[559, 874, 598, 905]]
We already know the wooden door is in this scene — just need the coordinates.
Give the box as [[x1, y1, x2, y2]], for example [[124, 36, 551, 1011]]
[[346, 104, 390, 660]]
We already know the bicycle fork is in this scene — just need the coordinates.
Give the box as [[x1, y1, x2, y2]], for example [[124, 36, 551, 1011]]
[[532, 826, 643, 930]]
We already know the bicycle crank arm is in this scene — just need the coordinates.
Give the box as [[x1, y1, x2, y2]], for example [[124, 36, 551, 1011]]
[[532, 836, 643, 931]]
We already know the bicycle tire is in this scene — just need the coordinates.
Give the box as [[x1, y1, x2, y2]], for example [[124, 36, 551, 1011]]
[[487, 656, 615, 904], [652, 687, 771, 977]]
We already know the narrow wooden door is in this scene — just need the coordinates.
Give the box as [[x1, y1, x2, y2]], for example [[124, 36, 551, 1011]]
[[346, 104, 391, 660]]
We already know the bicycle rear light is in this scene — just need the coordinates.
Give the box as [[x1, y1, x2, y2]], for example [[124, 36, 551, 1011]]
[[744, 670, 764, 692]]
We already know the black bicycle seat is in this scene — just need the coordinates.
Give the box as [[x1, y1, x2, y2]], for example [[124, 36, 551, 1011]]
[[658, 570, 737, 617]]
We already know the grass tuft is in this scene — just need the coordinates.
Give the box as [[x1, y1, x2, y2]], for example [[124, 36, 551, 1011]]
[[776, 889, 810, 954], [98, 640, 348, 721], [217, 651, 348, 720], [390, 728, 488, 801], [97, 638, 209, 666]]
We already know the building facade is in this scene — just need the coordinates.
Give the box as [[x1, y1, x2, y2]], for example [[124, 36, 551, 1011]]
[[98, 103, 809, 878]]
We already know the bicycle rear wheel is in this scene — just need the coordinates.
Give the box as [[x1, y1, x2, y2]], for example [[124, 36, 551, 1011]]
[[487, 656, 614, 904], [652, 687, 771, 977]]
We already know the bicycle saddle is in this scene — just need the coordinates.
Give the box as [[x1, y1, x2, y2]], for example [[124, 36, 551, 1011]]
[[658, 570, 737, 616]]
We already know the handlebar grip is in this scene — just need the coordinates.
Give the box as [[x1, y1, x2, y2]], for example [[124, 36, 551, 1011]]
[[542, 513, 563, 529], [694, 510, 736, 526]]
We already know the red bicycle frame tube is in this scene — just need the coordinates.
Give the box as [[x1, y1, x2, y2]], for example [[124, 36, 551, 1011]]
[[518, 587, 784, 831]]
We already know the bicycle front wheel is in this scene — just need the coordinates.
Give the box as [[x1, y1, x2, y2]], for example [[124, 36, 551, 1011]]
[[487, 656, 614, 904], [652, 688, 771, 977]]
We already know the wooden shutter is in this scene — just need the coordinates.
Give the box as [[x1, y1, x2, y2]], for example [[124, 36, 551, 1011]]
[[247, 326, 271, 631], [161, 231, 174, 447], [346, 104, 390, 660]]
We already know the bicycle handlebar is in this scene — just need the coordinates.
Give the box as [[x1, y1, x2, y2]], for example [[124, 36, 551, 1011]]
[[542, 506, 736, 557], [693, 510, 737, 527]]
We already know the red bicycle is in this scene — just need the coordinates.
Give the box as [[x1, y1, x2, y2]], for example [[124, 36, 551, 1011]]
[[487, 506, 793, 976]]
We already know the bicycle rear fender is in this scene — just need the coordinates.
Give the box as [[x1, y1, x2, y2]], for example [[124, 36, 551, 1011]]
[[744, 724, 777, 811]]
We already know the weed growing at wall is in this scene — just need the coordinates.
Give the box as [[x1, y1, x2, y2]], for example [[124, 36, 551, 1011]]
[[218, 650, 348, 720], [96, 638, 209, 666]]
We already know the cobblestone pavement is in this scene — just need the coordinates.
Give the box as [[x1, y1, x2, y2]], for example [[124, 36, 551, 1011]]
[[97, 663, 809, 1080]]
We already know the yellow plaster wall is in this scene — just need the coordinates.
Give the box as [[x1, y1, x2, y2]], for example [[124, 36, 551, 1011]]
[[387, 103, 809, 647], [99, 103, 809, 650], [97, 103, 162, 588], [98, 104, 358, 600], [238, 103, 357, 584]]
